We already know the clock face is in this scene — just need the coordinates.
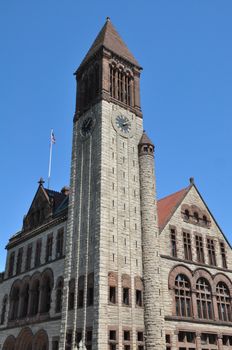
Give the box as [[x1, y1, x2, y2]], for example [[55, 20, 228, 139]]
[[115, 114, 132, 136], [81, 116, 95, 137]]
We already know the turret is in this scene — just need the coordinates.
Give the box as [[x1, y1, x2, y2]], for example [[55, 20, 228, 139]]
[[139, 131, 165, 349]]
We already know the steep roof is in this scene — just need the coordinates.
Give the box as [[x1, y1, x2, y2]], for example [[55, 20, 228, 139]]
[[157, 186, 190, 231], [79, 18, 140, 69], [44, 188, 67, 213], [139, 131, 154, 146]]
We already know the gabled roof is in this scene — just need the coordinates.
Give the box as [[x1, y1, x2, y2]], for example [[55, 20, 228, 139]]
[[157, 186, 190, 231], [44, 188, 67, 213], [79, 17, 140, 69], [139, 131, 154, 146]]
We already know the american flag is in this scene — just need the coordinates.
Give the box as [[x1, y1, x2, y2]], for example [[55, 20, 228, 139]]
[[51, 130, 56, 144]]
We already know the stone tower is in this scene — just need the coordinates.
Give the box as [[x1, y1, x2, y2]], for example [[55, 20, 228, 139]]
[[59, 18, 165, 350]]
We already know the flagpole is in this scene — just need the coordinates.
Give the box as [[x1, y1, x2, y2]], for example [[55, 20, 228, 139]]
[[48, 129, 53, 189]]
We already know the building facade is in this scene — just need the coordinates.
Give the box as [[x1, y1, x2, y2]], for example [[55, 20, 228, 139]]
[[0, 18, 232, 350]]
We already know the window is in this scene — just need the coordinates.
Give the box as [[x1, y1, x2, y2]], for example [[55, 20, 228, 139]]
[[87, 273, 94, 306], [29, 279, 40, 316], [0, 296, 7, 325], [201, 333, 217, 347], [216, 282, 231, 322], [55, 277, 63, 313], [68, 279, 75, 310], [122, 288, 129, 305], [9, 284, 20, 320], [40, 272, 53, 313], [183, 232, 192, 261], [109, 330, 116, 341], [202, 215, 208, 226], [56, 228, 64, 258], [34, 239, 42, 267], [195, 235, 204, 263], [52, 340, 59, 350], [137, 332, 144, 342], [196, 278, 213, 319], [207, 238, 217, 266], [193, 212, 199, 223], [8, 252, 15, 277], [220, 242, 227, 268], [178, 332, 196, 349], [109, 286, 116, 304], [78, 276, 84, 308], [184, 209, 190, 221], [136, 289, 143, 307], [20, 282, 29, 318], [46, 233, 53, 262], [175, 274, 192, 317], [124, 331, 130, 341], [170, 229, 177, 257], [110, 65, 132, 106], [223, 335, 232, 346], [25, 244, 33, 271], [16, 247, 23, 275]]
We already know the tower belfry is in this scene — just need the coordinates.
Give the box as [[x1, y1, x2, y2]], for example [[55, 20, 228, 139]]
[[59, 18, 165, 350]]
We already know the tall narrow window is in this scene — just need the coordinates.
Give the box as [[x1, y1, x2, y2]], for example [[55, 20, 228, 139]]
[[34, 239, 42, 267], [16, 247, 23, 275], [175, 274, 192, 317], [78, 276, 84, 308], [207, 238, 217, 266], [216, 282, 231, 322], [183, 232, 192, 261], [170, 229, 177, 257], [220, 242, 227, 268], [68, 279, 75, 310], [25, 244, 33, 271], [87, 273, 94, 306], [0, 296, 7, 325], [56, 228, 64, 258], [195, 235, 204, 263], [196, 278, 213, 320], [108, 272, 117, 304], [8, 252, 15, 277], [46, 233, 53, 262], [55, 277, 63, 313]]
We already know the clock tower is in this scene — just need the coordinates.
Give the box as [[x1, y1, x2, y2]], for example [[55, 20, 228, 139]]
[[59, 18, 165, 350]]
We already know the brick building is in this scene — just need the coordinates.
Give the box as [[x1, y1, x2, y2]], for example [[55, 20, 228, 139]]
[[0, 18, 231, 350]]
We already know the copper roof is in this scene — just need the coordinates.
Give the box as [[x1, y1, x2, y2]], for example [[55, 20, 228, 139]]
[[79, 18, 140, 69], [157, 186, 190, 230]]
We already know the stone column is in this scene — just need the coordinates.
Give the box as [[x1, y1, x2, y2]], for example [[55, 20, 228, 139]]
[[196, 332, 201, 350], [139, 132, 165, 350]]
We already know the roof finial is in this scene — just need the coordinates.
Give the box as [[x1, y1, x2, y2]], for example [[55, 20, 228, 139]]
[[189, 177, 195, 185], [38, 177, 45, 186], [106, 16, 110, 22]]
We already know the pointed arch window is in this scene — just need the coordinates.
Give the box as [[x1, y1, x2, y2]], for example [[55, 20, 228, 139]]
[[196, 278, 213, 319], [110, 64, 132, 106], [216, 282, 231, 322], [175, 274, 192, 317]]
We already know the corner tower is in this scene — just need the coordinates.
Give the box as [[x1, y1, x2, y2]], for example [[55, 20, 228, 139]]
[[59, 18, 164, 350]]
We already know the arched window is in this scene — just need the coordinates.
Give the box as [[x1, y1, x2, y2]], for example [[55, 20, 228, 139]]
[[175, 274, 192, 317], [9, 283, 20, 320], [2, 335, 16, 350], [20, 282, 29, 318], [68, 278, 75, 310], [196, 278, 213, 319], [0, 295, 7, 325], [193, 212, 199, 223], [216, 282, 231, 322], [29, 279, 40, 316], [55, 277, 63, 313], [184, 209, 190, 221], [40, 270, 53, 314], [202, 215, 208, 226]]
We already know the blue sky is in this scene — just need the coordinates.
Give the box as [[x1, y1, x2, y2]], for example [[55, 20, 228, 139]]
[[0, 1, 231, 271]]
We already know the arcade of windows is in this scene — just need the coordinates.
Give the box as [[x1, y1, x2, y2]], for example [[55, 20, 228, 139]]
[[7, 228, 64, 278], [170, 267, 232, 323], [169, 228, 227, 269], [110, 63, 133, 106], [108, 329, 144, 350]]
